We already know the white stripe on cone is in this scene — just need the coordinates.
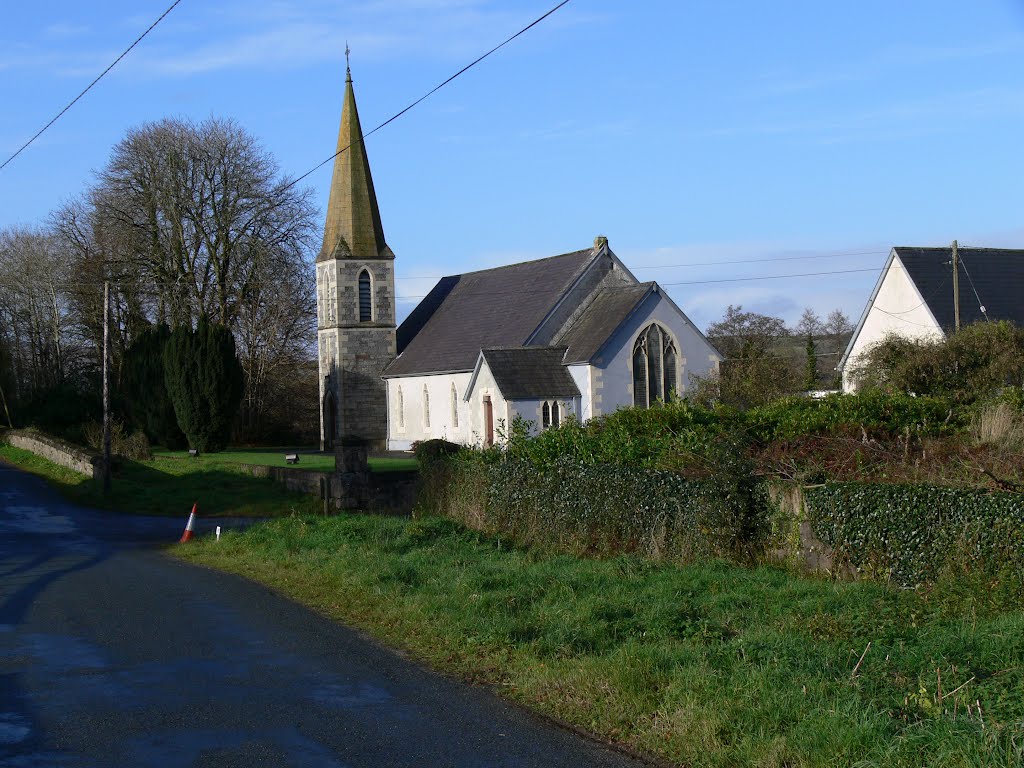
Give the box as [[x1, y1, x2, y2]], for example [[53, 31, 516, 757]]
[[179, 502, 197, 543]]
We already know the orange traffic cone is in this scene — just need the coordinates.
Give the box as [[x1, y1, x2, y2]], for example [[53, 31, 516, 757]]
[[179, 503, 197, 543]]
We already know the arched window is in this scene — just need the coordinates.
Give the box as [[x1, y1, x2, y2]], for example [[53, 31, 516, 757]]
[[397, 386, 404, 429], [451, 384, 459, 428], [541, 401, 561, 430], [423, 385, 430, 428], [632, 324, 679, 408], [632, 338, 648, 408], [358, 269, 372, 322]]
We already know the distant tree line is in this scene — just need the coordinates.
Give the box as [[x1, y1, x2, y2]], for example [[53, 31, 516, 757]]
[[0, 117, 320, 448], [699, 304, 854, 408]]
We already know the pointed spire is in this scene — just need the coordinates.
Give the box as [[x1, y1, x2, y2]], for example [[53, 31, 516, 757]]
[[318, 56, 392, 263]]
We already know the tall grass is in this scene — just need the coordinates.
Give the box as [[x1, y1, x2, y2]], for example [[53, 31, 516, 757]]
[[179, 514, 1024, 768]]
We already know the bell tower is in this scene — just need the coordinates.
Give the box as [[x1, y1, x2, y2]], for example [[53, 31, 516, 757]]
[[316, 55, 396, 451]]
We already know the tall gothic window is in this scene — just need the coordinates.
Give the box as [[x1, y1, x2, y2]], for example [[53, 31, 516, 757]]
[[423, 385, 430, 428], [358, 269, 372, 322], [397, 387, 404, 429], [542, 401, 551, 429], [632, 324, 680, 408], [451, 384, 459, 428]]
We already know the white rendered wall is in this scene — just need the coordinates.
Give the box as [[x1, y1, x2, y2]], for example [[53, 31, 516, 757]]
[[592, 292, 720, 416], [842, 257, 943, 392], [511, 396, 582, 436], [385, 372, 472, 450], [567, 364, 593, 422]]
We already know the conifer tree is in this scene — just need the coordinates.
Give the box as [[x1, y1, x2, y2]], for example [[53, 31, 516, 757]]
[[164, 317, 244, 452], [804, 334, 818, 391], [123, 324, 186, 448]]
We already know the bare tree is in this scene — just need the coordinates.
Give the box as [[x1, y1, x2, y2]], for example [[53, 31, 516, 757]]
[[47, 116, 320, 442], [704, 305, 798, 407], [0, 226, 84, 405], [825, 309, 853, 336], [793, 308, 825, 337], [89, 117, 317, 329]]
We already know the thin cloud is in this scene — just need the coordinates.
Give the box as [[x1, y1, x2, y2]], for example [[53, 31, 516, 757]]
[[758, 37, 1024, 96]]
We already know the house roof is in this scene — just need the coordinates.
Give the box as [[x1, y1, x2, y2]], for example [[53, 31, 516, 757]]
[[557, 284, 653, 364], [894, 247, 1024, 331], [385, 248, 598, 376], [480, 347, 581, 400]]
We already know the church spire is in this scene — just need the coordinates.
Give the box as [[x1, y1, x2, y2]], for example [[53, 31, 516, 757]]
[[318, 57, 392, 263]]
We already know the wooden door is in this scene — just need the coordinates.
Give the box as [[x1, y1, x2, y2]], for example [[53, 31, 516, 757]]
[[483, 396, 493, 447]]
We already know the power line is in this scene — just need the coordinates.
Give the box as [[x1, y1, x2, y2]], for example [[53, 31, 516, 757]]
[[389, 266, 881, 300], [0, 0, 184, 172], [392, 248, 890, 280], [285, 0, 572, 192], [633, 249, 888, 271], [0, 264, 881, 296]]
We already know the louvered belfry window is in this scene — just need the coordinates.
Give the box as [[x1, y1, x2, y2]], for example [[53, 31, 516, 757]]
[[632, 324, 679, 408], [358, 269, 372, 322]]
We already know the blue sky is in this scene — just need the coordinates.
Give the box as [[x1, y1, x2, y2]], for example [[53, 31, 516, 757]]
[[2, 0, 1023, 331]]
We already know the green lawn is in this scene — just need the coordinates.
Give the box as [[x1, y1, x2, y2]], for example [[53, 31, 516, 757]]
[[152, 447, 418, 473], [0, 444, 321, 517], [179, 513, 1024, 768]]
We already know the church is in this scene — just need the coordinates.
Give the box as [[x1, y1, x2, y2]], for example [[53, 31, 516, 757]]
[[316, 65, 722, 452]]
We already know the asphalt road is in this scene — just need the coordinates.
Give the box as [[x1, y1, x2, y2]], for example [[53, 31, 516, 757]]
[[0, 461, 649, 768]]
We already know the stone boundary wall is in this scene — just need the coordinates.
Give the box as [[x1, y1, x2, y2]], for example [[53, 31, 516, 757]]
[[3, 429, 100, 480], [234, 462, 419, 516]]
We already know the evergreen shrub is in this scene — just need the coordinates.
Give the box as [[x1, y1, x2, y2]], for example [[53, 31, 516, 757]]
[[123, 323, 185, 448], [804, 481, 1024, 586], [163, 317, 244, 452]]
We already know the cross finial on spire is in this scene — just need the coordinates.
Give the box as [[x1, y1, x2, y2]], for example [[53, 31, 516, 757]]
[[345, 42, 351, 79]]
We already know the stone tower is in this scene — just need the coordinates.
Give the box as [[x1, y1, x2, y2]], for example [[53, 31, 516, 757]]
[[316, 60, 396, 452]]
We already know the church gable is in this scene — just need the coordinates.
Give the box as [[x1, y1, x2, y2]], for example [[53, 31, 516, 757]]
[[469, 347, 581, 401], [556, 283, 654, 364]]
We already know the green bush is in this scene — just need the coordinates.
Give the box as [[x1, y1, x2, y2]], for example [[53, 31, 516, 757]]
[[804, 481, 1024, 586], [746, 391, 959, 442], [82, 419, 152, 461], [851, 321, 1024, 403]]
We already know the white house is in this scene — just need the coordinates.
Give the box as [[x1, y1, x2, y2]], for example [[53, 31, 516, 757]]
[[838, 246, 1024, 391]]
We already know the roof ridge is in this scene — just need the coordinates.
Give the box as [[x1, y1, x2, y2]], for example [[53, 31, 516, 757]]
[[442, 248, 593, 280]]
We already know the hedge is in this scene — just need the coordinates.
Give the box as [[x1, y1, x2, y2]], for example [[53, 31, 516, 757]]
[[419, 452, 771, 563], [804, 481, 1024, 586]]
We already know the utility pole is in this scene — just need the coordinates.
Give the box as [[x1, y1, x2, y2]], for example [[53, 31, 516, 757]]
[[951, 239, 960, 333], [102, 280, 112, 493]]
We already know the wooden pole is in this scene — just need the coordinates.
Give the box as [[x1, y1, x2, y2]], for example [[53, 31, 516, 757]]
[[951, 239, 960, 332], [102, 281, 111, 493], [0, 381, 12, 428]]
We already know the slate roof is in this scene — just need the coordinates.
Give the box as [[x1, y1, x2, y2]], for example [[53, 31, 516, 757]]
[[385, 249, 597, 376], [557, 284, 653, 364], [894, 247, 1024, 331], [481, 347, 581, 400]]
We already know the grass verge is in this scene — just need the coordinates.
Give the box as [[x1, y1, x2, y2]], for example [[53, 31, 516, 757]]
[[152, 447, 418, 473], [177, 513, 1024, 767], [0, 444, 320, 517]]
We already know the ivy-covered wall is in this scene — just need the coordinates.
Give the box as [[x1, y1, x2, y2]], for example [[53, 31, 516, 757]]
[[803, 482, 1024, 586], [418, 445, 1024, 588]]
